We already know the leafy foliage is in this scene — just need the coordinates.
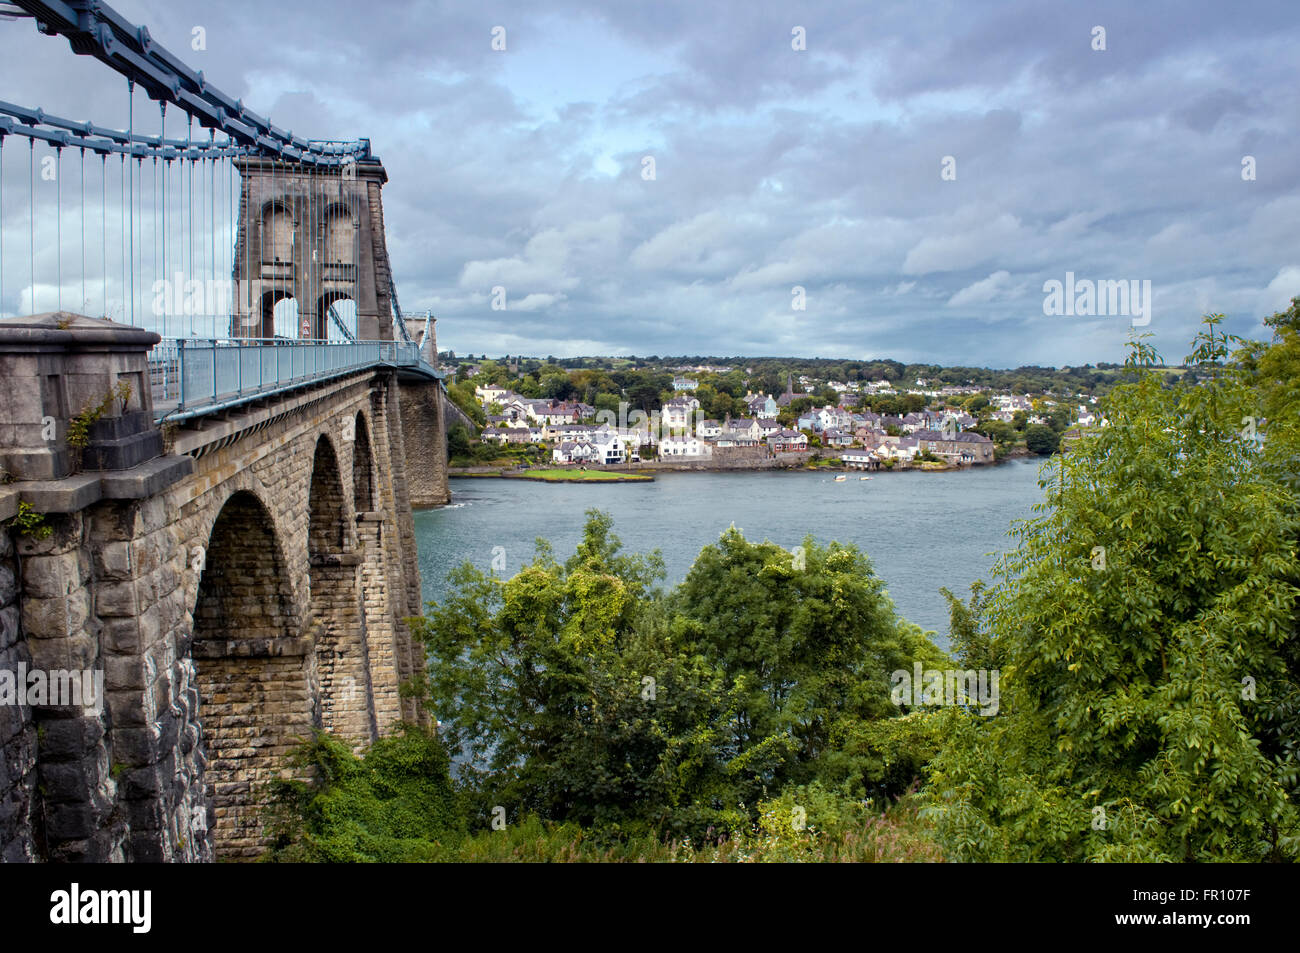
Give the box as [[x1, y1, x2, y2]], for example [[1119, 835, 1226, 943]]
[[410, 510, 947, 839], [263, 728, 464, 862], [1024, 423, 1060, 455], [6, 501, 53, 540], [274, 315, 1300, 863], [922, 317, 1300, 862]]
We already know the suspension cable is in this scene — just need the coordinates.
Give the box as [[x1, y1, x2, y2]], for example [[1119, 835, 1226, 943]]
[[1, 134, 5, 317], [56, 145, 61, 312], [159, 100, 167, 338], [127, 79, 134, 326], [28, 138, 34, 314], [187, 114, 193, 337], [100, 153, 106, 319], [79, 147, 85, 313]]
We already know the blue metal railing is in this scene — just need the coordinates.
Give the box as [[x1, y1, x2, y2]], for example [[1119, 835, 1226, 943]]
[[150, 338, 421, 419]]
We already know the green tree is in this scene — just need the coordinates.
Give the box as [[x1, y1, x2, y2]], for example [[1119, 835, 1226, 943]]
[[475, 359, 508, 387], [922, 320, 1300, 862], [1024, 424, 1059, 455], [447, 423, 472, 460], [977, 420, 1016, 447], [939, 581, 998, 671], [540, 372, 575, 401], [629, 382, 662, 414], [412, 512, 948, 837], [707, 392, 737, 421], [411, 512, 699, 832], [445, 380, 485, 427], [667, 529, 949, 803], [1047, 404, 1072, 432]]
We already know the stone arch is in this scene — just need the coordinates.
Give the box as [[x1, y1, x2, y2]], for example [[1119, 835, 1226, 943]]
[[259, 201, 294, 264], [316, 293, 357, 342], [258, 291, 297, 339], [321, 202, 356, 267], [191, 489, 317, 860], [308, 432, 374, 744], [309, 435, 347, 557], [352, 412, 375, 513]]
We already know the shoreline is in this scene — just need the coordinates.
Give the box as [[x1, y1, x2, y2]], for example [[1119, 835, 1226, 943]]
[[452, 470, 653, 483], [448, 449, 1037, 481]]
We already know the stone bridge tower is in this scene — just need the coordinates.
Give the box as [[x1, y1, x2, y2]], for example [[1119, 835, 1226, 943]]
[[229, 154, 451, 507], [231, 155, 397, 341]]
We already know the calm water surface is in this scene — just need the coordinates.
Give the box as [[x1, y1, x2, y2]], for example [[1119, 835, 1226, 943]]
[[412, 458, 1049, 647]]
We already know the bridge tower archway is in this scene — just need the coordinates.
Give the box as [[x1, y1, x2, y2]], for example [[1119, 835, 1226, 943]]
[[318, 294, 358, 342], [259, 291, 298, 339]]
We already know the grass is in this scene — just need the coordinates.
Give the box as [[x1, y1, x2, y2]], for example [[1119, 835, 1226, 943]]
[[415, 799, 944, 863], [511, 468, 652, 482]]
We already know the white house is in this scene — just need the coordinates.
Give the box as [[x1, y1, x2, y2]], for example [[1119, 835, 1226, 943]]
[[714, 430, 760, 448], [475, 384, 512, 406], [815, 407, 853, 433], [878, 436, 919, 462], [589, 429, 626, 465], [548, 422, 597, 442], [744, 393, 778, 418], [662, 396, 701, 430], [841, 449, 879, 469], [660, 435, 712, 458], [553, 441, 599, 464]]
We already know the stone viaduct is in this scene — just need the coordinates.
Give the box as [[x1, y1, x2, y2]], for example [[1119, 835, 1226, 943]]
[[0, 160, 449, 862]]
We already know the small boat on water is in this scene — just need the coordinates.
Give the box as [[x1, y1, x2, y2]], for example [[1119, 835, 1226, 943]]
[[860, 476, 870, 481], [834, 474, 847, 482]]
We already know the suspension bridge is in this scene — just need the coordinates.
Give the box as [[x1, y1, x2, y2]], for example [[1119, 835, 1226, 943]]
[[0, 0, 451, 861]]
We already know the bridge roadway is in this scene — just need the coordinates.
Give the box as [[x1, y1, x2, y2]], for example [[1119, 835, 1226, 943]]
[[148, 337, 445, 422]]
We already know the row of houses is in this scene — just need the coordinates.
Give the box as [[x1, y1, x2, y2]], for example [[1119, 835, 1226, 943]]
[[553, 426, 630, 465], [475, 385, 595, 426], [476, 382, 995, 467], [840, 429, 995, 467], [795, 405, 978, 437]]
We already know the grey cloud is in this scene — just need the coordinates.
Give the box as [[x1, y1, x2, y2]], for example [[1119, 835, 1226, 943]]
[[0, 0, 1297, 365]]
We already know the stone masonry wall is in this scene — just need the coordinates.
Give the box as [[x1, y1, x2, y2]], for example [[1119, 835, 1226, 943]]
[[398, 378, 451, 509], [2, 367, 426, 862], [378, 377, 428, 724], [0, 525, 38, 862]]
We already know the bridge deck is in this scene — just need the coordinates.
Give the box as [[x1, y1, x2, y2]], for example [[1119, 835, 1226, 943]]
[[150, 338, 443, 422]]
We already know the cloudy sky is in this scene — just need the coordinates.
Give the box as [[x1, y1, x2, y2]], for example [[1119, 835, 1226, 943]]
[[1, 0, 1298, 366]]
